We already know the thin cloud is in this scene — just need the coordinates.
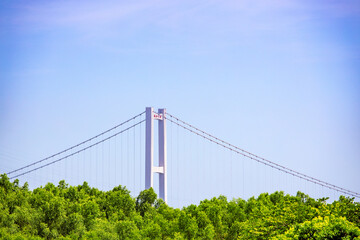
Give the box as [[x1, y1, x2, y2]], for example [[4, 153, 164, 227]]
[[12, 1, 158, 29], [7, 0, 359, 35], [3, 0, 359, 60]]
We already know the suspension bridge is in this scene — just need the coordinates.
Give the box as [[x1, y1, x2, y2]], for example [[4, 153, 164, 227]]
[[5, 107, 360, 207]]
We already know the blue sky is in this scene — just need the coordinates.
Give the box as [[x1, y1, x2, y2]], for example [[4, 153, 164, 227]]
[[0, 0, 359, 205]]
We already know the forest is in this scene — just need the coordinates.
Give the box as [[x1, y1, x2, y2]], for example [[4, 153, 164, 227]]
[[0, 173, 359, 239]]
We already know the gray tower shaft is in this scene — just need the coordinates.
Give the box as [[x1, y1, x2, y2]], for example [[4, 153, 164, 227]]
[[145, 107, 167, 203]]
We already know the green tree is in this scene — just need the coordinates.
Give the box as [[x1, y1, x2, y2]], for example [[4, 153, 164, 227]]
[[1, 173, 360, 240], [135, 188, 157, 217], [274, 215, 360, 239]]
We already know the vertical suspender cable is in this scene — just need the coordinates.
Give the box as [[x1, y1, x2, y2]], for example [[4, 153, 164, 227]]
[[78, 146, 80, 185], [96, 141, 99, 188], [115, 131, 117, 186], [176, 118, 179, 206], [230, 150, 233, 198], [126, 127, 134, 193], [242, 155, 244, 198], [133, 118, 136, 194], [169, 118, 172, 204], [83, 146, 85, 185], [121, 132, 123, 186], [102, 141, 104, 190], [196, 130, 199, 203], [52, 155, 55, 185], [140, 114, 142, 192], [90, 140, 92, 186], [204, 135, 206, 199], [65, 150, 67, 185], [264, 160, 267, 194], [108, 137, 110, 189], [224, 148, 226, 197], [197, 129, 200, 202]]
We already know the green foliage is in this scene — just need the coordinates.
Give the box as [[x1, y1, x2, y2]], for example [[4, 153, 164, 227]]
[[135, 187, 157, 217], [1, 173, 359, 239], [274, 215, 360, 239]]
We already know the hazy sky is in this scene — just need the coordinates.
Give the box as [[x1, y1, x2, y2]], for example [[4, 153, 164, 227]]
[[1, 0, 359, 204]]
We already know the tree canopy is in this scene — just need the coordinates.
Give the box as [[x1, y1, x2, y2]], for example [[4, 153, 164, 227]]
[[0, 174, 359, 239]]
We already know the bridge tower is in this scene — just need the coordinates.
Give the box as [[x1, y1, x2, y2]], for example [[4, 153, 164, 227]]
[[145, 107, 167, 203]]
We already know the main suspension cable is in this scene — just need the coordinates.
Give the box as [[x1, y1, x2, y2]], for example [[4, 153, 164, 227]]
[[165, 115, 360, 198], [9, 119, 145, 179], [7, 111, 145, 176], [166, 112, 360, 197]]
